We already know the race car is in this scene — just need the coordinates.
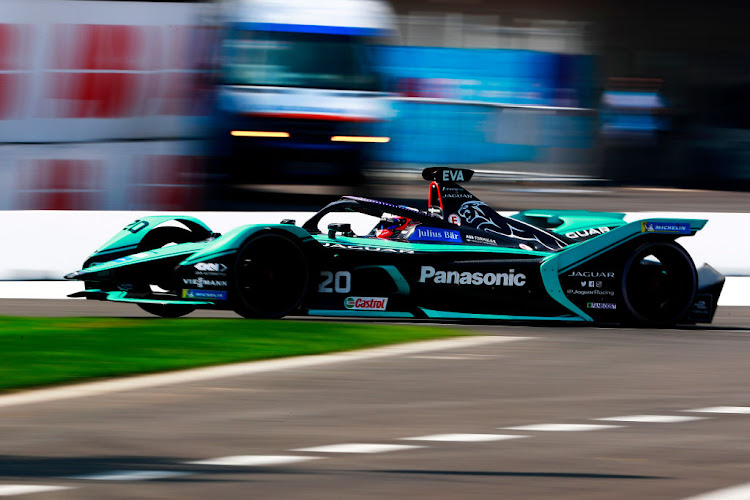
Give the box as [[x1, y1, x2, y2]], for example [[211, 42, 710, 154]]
[[65, 167, 724, 326]]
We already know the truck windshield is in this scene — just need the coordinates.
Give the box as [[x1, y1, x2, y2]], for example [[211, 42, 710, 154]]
[[222, 30, 381, 91]]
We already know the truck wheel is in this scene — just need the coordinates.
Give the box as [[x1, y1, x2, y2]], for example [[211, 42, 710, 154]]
[[621, 242, 697, 326], [232, 232, 309, 319]]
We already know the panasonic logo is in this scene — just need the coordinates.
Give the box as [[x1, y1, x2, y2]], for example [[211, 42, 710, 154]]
[[418, 266, 526, 286]]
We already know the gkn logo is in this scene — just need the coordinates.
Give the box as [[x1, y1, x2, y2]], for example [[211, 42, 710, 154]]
[[195, 262, 227, 272], [419, 266, 526, 287]]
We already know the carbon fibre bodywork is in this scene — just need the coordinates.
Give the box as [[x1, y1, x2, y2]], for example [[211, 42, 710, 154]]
[[65, 168, 724, 325]]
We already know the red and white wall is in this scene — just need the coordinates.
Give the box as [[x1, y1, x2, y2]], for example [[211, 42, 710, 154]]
[[0, 0, 214, 142], [0, 141, 207, 210], [0, 0, 215, 210]]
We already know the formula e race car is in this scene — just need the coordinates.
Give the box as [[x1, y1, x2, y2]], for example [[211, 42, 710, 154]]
[[65, 168, 724, 326]]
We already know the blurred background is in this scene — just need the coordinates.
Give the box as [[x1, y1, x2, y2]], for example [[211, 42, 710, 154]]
[[1, 0, 749, 211]]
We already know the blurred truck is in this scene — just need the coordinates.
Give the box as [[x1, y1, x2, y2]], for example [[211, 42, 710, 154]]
[[212, 0, 395, 185]]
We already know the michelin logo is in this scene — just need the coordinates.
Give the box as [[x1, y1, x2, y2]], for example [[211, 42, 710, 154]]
[[419, 266, 526, 286], [641, 221, 691, 234], [182, 289, 227, 300]]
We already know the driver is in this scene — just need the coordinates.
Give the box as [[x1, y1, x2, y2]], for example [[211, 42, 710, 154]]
[[373, 215, 414, 239]]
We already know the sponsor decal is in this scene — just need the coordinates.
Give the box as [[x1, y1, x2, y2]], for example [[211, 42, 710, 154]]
[[410, 227, 462, 243], [344, 296, 388, 311], [322, 242, 414, 254], [182, 289, 228, 300], [442, 193, 474, 199], [457, 200, 565, 252], [565, 227, 611, 239], [112, 252, 151, 264], [419, 266, 526, 287], [641, 221, 691, 234], [580, 280, 603, 288], [587, 302, 617, 310], [195, 262, 228, 273], [465, 234, 497, 246], [568, 271, 615, 278], [448, 213, 461, 226], [519, 243, 533, 251], [567, 289, 615, 297], [183, 278, 227, 288]]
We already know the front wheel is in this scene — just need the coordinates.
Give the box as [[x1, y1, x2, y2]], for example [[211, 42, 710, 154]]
[[231, 232, 310, 319], [137, 302, 196, 318], [136, 226, 200, 318]]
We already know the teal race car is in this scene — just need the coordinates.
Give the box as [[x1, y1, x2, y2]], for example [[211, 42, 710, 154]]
[[65, 168, 724, 325]]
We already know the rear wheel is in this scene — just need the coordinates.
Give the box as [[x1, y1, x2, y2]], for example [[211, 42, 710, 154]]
[[231, 232, 309, 319], [135, 226, 199, 318], [621, 242, 697, 326]]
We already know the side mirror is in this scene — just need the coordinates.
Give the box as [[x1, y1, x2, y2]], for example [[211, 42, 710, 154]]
[[328, 223, 353, 239]]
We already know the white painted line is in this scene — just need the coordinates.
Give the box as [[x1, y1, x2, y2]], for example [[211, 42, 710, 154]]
[[408, 355, 497, 360], [187, 455, 321, 467], [681, 481, 750, 500], [292, 443, 423, 454], [595, 415, 707, 423], [0, 335, 528, 409], [0, 281, 82, 299], [68, 470, 190, 481], [686, 406, 750, 414], [502, 424, 622, 432], [402, 433, 527, 442], [0, 485, 73, 496]]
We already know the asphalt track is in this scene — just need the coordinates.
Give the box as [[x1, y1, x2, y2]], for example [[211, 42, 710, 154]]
[[1, 302, 750, 498]]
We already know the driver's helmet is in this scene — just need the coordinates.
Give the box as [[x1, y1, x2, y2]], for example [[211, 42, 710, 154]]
[[374, 215, 413, 239]]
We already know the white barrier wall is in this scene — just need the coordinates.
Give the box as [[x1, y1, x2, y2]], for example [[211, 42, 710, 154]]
[[0, 0, 212, 142], [0, 210, 747, 281]]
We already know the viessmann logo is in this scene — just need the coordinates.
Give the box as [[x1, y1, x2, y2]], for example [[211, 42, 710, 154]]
[[344, 297, 388, 311], [183, 278, 227, 288], [418, 266, 526, 286]]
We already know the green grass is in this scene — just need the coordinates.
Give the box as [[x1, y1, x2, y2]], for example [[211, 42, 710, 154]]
[[0, 317, 466, 392]]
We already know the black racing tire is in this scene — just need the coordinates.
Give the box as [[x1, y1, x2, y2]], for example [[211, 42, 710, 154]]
[[136, 226, 199, 318], [137, 302, 196, 318], [621, 241, 697, 326], [137, 226, 199, 252], [231, 232, 310, 319]]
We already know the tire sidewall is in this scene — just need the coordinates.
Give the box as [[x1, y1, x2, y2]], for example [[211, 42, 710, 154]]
[[621, 241, 697, 326]]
